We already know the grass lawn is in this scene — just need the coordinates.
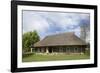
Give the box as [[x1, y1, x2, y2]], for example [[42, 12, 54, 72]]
[[22, 54, 90, 62]]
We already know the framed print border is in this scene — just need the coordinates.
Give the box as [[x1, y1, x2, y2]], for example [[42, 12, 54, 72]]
[[11, 1, 97, 72]]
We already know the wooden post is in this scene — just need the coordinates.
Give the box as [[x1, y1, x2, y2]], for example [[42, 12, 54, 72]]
[[31, 48, 33, 53], [52, 48, 53, 53], [46, 47, 49, 54]]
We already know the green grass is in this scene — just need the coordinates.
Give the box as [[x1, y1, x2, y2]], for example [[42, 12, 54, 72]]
[[22, 54, 90, 62]]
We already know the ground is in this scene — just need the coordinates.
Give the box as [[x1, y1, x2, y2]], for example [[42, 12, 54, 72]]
[[22, 54, 90, 62]]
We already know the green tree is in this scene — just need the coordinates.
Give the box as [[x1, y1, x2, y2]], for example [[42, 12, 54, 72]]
[[22, 31, 40, 52]]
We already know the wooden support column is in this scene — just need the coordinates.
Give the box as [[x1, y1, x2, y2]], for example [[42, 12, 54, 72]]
[[46, 47, 49, 54], [52, 48, 53, 53], [31, 48, 33, 53]]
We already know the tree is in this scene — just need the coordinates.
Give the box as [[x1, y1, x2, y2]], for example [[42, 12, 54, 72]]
[[80, 20, 90, 43], [22, 31, 40, 52]]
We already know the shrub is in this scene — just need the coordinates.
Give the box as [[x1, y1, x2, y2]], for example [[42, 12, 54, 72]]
[[22, 52, 35, 58]]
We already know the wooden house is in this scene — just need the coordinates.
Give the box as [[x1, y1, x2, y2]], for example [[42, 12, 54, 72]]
[[32, 32, 87, 54]]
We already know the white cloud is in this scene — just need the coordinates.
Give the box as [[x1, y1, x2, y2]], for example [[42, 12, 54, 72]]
[[23, 11, 50, 33], [22, 11, 90, 39]]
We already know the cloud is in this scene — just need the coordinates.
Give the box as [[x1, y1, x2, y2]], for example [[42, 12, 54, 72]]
[[23, 11, 50, 33], [22, 11, 90, 39]]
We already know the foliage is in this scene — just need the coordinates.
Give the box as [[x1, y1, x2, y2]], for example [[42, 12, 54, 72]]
[[22, 52, 35, 58], [22, 31, 40, 52]]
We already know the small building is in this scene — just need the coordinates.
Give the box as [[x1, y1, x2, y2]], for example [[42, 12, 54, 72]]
[[32, 32, 87, 54]]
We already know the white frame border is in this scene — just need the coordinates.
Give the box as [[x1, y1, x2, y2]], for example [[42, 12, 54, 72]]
[[17, 5, 94, 68]]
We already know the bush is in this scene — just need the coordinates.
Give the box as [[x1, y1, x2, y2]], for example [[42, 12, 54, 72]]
[[22, 52, 35, 58]]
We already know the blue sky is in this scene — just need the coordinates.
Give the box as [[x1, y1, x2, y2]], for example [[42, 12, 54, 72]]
[[22, 10, 90, 40]]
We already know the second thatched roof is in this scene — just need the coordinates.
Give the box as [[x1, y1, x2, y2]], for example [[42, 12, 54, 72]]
[[33, 32, 87, 47]]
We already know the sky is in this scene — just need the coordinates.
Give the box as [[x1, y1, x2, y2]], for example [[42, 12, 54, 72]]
[[22, 10, 90, 40]]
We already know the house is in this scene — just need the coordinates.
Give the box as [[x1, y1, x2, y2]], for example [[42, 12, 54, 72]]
[[32, 32, 87, 54]]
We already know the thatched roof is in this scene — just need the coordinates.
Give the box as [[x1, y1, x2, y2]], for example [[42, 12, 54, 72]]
[[33, 32, 87, 47]]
